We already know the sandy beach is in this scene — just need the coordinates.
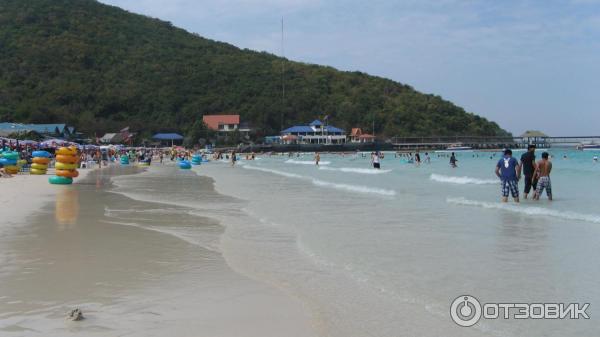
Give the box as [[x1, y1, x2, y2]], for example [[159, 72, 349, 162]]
[[0, 165, 316, 337]]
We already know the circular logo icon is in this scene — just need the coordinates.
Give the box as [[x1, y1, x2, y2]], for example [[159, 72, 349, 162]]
[[450, 295, 482, 327]]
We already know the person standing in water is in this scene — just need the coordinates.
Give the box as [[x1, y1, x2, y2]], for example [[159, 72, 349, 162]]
[[449, 152, 457, 168], [415, 151, 421, 166], [372, 151, 381, 169], [520, 144, 537, 199], [533, 152, 553, 201], [495, 149, 521, 203], [231, 151, 237, 167], [314, 152, 320, 166]]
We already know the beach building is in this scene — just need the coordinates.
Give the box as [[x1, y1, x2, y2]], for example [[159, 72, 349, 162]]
[[99, 127, 135, 145], [520, 130, 548, 148], [203, 115, 239, 132], [349, 128, 376, 143], [280, 120, 346, 144], [0, 123, 74, 138]]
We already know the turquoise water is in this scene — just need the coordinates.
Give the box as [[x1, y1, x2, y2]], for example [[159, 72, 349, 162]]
[[117, 150, 600, 337]]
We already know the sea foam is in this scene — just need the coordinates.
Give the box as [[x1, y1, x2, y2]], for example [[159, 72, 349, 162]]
[[430, 174, 497, 185], [319, 166, 392, 174], [447, 197, 600, 224], [243, 165, 396, 197], [311, 179, 396, 196], [285, 159, 331, 165], [243, 165, 303, 179]]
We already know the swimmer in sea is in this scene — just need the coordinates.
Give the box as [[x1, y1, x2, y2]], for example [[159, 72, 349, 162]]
[[594, 156, 598, 163], [372, 151, 381, 169], [449, 152, 457, 168], [314, 152, 320, 166]]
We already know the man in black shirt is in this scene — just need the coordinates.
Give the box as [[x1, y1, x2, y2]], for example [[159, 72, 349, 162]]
[[520, 144, 537, 199]]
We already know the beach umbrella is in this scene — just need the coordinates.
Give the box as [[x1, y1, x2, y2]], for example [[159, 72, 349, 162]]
[[40, 138, 68, 148]]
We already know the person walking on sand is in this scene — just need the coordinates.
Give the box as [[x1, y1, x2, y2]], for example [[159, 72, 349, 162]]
[[314, 152, 320, 166], [533, 152, 553, 201], [520, 144, 537, 199], [495, 149, 521, 203], [449, 152, 457, 168]]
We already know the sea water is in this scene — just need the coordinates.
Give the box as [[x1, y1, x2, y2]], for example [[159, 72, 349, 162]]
[[114, 150, 600, 337]]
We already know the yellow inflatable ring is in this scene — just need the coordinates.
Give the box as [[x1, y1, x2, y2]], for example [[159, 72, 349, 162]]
[[4, 166, 19, 174], [32, 157, 50, 164], [55, 154, 78, 164], [31, 163, 48, 170], [30, 168, 47, 175], [56, 169, 79, 178], [55, 162, 77, 170], [56, 147, 77, 156]]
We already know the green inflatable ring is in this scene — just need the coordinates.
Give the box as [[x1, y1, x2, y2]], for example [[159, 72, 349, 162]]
[[49, 176, 73, 185]]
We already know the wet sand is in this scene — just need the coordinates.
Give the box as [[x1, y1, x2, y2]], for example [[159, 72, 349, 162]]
[[0, 165, 315, 337]]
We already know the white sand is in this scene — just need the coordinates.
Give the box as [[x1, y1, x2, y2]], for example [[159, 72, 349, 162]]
[[0, 168, 93, 229], [0, 165, 317, 337]]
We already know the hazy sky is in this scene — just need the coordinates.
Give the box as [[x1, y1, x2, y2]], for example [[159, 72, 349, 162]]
[[100, 0, 600, 136]]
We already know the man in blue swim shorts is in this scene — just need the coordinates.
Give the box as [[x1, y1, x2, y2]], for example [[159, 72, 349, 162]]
[[495, 149, 521, 203]]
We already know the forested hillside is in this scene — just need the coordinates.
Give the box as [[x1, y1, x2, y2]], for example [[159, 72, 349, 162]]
[[0, 0, 510, 140]]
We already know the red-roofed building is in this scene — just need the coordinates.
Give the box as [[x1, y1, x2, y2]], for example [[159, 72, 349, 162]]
[[350, 128, 375, 143], [203, 115, 241, 132]]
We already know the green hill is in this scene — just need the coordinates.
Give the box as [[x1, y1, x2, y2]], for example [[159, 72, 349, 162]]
[[0, 0, 510, 141]]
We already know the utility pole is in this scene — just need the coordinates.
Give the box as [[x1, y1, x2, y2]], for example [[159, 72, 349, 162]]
[[280, 17, 285, 132]]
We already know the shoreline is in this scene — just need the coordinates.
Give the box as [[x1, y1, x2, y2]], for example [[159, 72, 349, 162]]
[[0, 163, 317, 337], [0, 167, 95, 230]]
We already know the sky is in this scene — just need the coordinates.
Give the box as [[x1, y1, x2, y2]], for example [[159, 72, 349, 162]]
[[99, 0, 600, 136]]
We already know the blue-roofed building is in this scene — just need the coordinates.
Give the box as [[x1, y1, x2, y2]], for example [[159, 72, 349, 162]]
[[280, 120, 346, 144], [0, 122, 73, 138]]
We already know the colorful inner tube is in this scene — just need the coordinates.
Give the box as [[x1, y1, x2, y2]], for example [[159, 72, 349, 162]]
[[55, 154, 78, 164], [31, 163, 48, 170], [56, 169, 79, 178], [56, 147, 77, 156], [55, 162, 77, 170], [1, 152, 19, 160], [4, 166, 19, 174], [179, 161, 192, 169], [49, 176, 73, 185], [30, 168, 47, 175], [32, 157, 51, 165], [0, 158, 17, 166], [32, 151, 51, 158]]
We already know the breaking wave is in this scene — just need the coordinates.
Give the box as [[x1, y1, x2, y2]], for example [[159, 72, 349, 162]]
[[430, 174, 497, 185], [243, 165, 395, 197], [447, 197, 600, 224], [319, 166, 392, 174], [285, 159, 331, 165]]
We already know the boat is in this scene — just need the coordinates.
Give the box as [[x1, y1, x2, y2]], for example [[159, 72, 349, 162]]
[[435, 144, 473, 153], [579, 142, 600, 151]]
